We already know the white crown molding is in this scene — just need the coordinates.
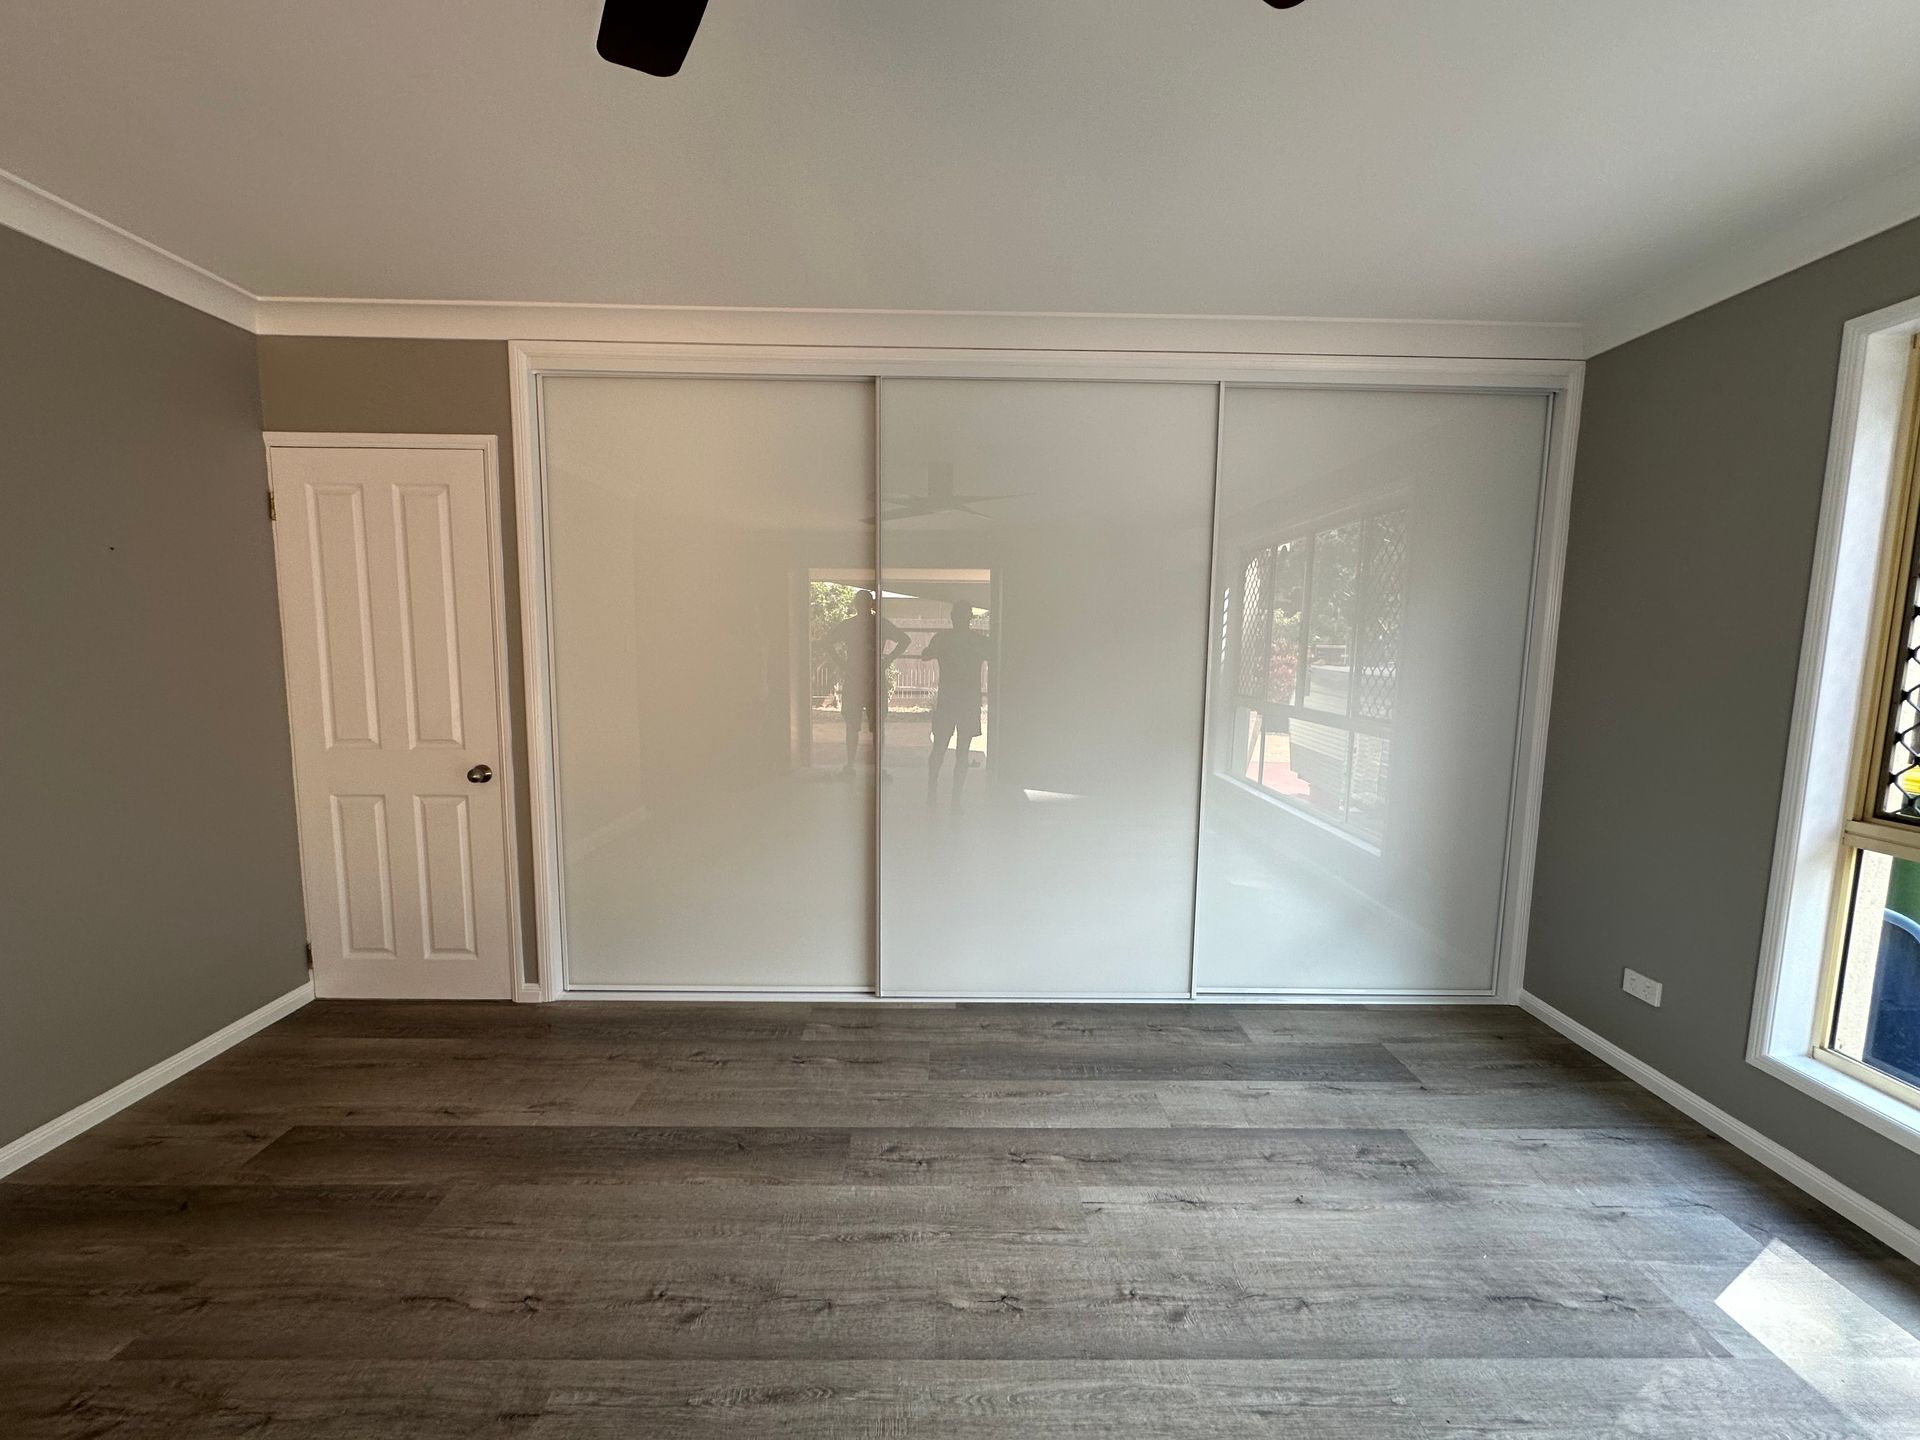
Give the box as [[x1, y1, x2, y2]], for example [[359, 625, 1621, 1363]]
[[0, 165, 1587, 358], [1584, 157, 1920, 357], [11, 150, 1920, 362], [0, 176, 1586, 358], [254, 297, 1586, 360], [1519, 990, 1920, 1266], [0, 161, 1592, 358], [0, 166, 257, 331], [0, 980, 313, 1178], [0, 165, 1569, 360]]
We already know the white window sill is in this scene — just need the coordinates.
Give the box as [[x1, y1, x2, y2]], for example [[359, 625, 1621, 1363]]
[[1749, 1048, 1920, 1158]]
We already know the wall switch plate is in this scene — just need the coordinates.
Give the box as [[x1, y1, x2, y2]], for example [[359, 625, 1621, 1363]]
[[1622, 968, 1663, 1007]]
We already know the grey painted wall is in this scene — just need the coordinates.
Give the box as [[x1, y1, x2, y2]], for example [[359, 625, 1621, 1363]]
[[1527, 214, 1920, 1230], [254, 338, 537, 982], [1, 225, 308, 1149]]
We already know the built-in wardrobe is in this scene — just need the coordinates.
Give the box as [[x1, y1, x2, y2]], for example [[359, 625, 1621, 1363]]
[[522, 360, 1559, 999]]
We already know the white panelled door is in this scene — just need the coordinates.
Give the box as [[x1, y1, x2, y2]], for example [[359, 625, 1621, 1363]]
[[268, 437, 515, 999]]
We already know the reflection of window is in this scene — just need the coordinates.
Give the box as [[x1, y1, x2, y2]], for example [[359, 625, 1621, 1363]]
[[1820, 352, 1920, 1107], [1226, 505, 1407, 844]]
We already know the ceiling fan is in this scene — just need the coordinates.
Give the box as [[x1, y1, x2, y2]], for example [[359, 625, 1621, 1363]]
[[596, 0, 1304, 77], [597, 0, 707, 77]]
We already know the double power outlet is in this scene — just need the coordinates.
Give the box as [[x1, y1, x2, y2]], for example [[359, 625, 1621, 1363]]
[[1621, 967, 1664, 1008]]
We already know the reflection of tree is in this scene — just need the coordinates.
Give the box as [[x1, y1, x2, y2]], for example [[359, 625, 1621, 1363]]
[[1265, 540, 1305, 705], [810, 582, 862, 683], [1310, 521, 1360, 664], [1261, 521, 1361, 701], [1229, 506, 1407, 844], [1268, 642, 1299, 705]]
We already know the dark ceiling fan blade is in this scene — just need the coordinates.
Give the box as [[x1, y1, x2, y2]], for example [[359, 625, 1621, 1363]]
[[597, 0, 708, 76]]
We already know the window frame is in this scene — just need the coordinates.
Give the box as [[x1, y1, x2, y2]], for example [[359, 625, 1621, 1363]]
[[1809, 339, 1920, 1108], [1752, 306, 1920, 1152]]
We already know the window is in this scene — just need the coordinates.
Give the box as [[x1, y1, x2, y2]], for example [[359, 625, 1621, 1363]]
[[1819, 349, 1920, 1105], [1831, 852, 1920, 1092], [1756, 321, 1920, 1146], [1226, 503, 1407, 844]]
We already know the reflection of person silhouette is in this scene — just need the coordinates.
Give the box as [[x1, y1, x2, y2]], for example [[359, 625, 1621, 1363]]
[[827, 590, 911, 774], [923, 602, 990, 809]]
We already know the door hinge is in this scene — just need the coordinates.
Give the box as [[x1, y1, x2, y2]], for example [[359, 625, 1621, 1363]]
[[267, 488, 277, 522], [304, 941, 313, 970]]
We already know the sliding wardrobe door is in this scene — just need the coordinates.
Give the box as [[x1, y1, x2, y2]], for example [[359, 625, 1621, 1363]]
[[875, 379, 1215, 996], [539, 376, 875, 989], [1194, 387, 1547, 994]]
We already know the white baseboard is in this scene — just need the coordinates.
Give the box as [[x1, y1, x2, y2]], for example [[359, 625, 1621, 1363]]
[[1194, 988, 1499, 1004], [1518, 990, 1920, 1266], [549, 987, 1506, 1005], [0, 980, 315, 1179]]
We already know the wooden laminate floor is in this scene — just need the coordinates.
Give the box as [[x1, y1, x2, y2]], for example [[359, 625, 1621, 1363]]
[[4, 1001, 1920, 1437]]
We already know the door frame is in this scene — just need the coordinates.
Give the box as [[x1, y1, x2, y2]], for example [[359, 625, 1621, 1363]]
[[264, 431, 527, 1001], [509, 344, 1584, 1004]]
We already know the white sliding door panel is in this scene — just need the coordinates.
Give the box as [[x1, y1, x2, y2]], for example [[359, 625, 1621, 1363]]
[[271, 441, 514, 999], [875, 379, 1215, 996], [1194, 388, 1548, 994], [540, 377, 875, 989]]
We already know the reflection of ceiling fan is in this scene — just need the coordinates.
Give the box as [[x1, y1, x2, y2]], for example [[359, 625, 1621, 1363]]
[[597, 0, 707, 77], [597, 0, 1306, 77], [880, 462, 1018, 523]]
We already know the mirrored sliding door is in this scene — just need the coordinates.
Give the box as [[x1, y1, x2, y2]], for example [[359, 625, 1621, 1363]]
[[875, 379, 1216, 996], [540, 376, 876, 989], [1193, 387, 1548, 993]]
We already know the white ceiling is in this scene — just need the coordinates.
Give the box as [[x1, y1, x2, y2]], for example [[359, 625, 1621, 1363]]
[[4, 0, 1920, 334]]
